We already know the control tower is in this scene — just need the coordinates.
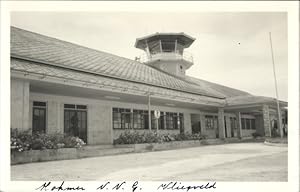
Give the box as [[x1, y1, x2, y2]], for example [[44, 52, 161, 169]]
[[135, 32, 195, 77]]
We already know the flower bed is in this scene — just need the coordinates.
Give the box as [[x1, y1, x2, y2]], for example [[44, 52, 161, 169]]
[[113, 130, 207, 145], [11, 129, 86, 152], [11, 129, 87, 164]]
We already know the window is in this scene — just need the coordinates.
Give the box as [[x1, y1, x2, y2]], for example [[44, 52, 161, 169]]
[[241, 118, 246, 130], [246, 119, 251, 130], [241, 117, 256, 130], [205, 115, 218, 130], [32, 101, 47, 133], [160, 112, 165, 130], [133, 109, 148, 129], [113, 108, 183, 130], [166, 112, 177, 129], [161, 40, 176, 52], [113, 108, 132, 129], [64, 104, 87, 142]]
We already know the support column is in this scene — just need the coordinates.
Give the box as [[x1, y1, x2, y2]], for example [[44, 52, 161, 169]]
[[183, 112, 191, 134], [225, 116, 231, 138], [47, 101, 63, 134], [11, 79, 30, 132], [262, 105, 271, 137], [200, 113, 206, 135], [236, 112, 242, 139], [218, 108, 226, 139]]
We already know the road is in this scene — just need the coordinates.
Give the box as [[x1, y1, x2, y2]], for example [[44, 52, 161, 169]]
[[11, 143, 287, 181]]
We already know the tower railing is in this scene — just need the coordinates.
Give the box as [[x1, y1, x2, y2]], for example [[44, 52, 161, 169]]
[[136, 51, 193, 64]]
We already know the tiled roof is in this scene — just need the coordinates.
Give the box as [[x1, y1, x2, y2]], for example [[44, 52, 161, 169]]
[[225, 95, 287, 106], [11, 26, 224, 99], [185, 76, 251, 98], [11, 58, 225, 106]]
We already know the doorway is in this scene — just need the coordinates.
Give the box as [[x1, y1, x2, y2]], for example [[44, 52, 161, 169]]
[[191, 114, 201, 134], [64, 104, 87, 143]]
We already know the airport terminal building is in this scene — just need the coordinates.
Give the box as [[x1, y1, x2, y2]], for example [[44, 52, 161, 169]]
[[10, 27, 287, 144]]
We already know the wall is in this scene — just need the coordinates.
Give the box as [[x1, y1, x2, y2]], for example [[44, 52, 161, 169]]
[[30, 92, 202, 145], [255, 115, 264, 136], [27, 92, 266, 145], [88, 104, 112, 144], [184, 112, 192, 133], [241, 129, 256, 137], [11, 79, 30, 131], [152, 60, 187, 77]]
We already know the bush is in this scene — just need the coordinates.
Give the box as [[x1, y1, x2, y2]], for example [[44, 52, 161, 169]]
[[11, 130, 33, 152], [63, 136, 86, 148], [113, 131, 206, 145], [271, 128, 280, 138], [11, 129, 85, 152], [173, 133, 204, 141], [252, 132, 262, 138]]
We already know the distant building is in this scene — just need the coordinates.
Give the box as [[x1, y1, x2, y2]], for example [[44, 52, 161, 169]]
[[10, 27, 287, 144]]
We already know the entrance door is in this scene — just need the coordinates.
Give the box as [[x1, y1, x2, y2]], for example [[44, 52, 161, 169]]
[[32, 107, 46, 133], [64, 110, 87, 142]]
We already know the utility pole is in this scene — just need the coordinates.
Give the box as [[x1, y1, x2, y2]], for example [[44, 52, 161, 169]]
[[148, 91, 152, 131], [269, 32, 283, 138]]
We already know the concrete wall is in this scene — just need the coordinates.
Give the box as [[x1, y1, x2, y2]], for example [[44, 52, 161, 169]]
[[11, 79, 30, 131], [262, 105, 271, 137], [88, 104, 112, 144], [30, 92, 202, 145], [241, 129, 256, 137], [47, 101, 63, 134], [22, 90, 269, 145], [255, 115, 264, 136], [184, 112, 192, 134]]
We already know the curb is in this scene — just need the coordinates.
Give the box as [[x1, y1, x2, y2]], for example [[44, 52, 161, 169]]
[[264, 141, 288, 147]]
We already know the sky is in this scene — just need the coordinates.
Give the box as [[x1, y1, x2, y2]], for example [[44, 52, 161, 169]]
[[11, 12, 288, 101]]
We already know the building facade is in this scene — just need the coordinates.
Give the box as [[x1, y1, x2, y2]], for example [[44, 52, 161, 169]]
[[10, 27, 288, 145]]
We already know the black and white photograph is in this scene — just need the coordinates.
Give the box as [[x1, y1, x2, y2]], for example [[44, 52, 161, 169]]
[[0, 1, 299, 192]]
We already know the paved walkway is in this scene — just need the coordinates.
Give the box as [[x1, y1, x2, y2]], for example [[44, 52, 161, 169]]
[[11, 143, 287, 181]]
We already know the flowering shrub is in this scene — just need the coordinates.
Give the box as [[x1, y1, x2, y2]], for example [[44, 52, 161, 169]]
[[113, 131, 206, 145], [174, 133, 207, 141], [11, 130, 33, 152], [63, 136, 86, 148], [252, 132, 262, 138], [11, 129, 86, 152]]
